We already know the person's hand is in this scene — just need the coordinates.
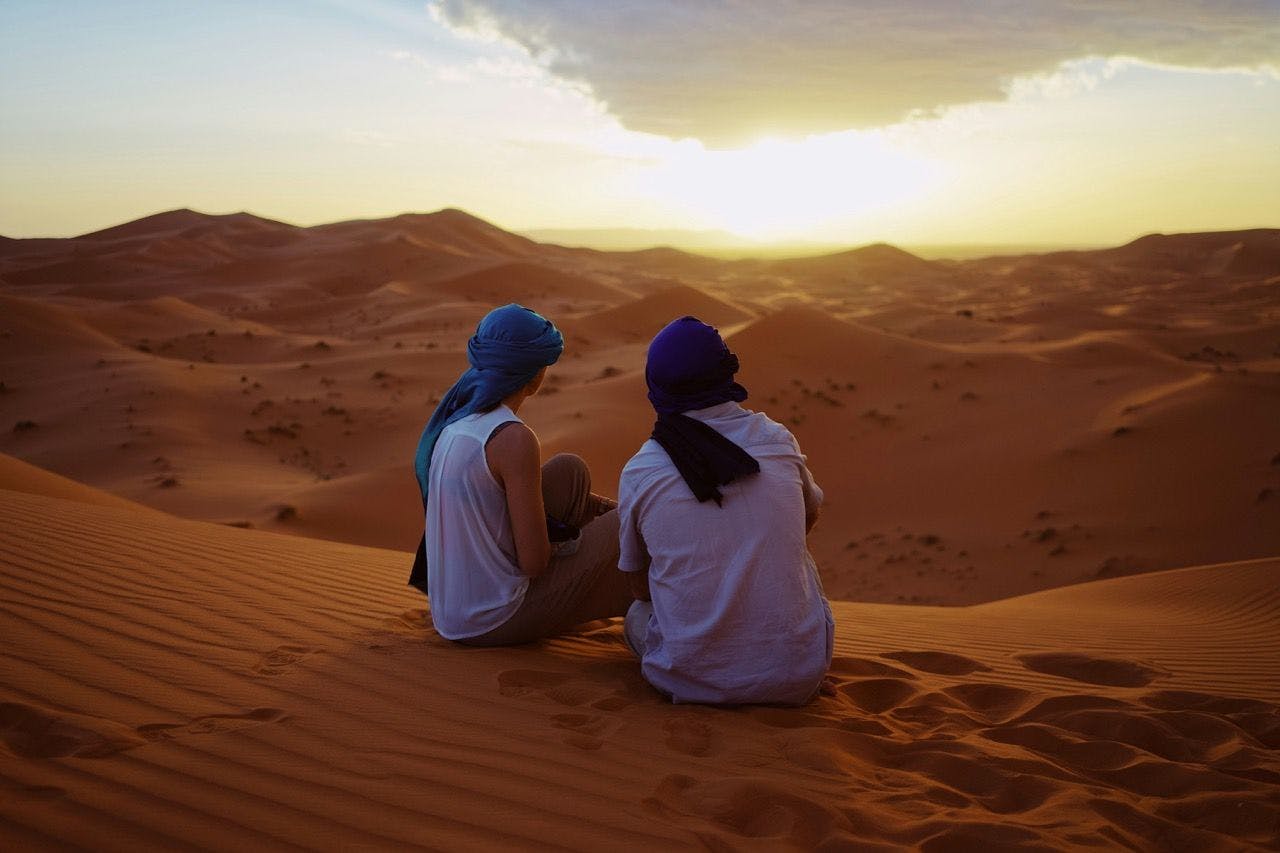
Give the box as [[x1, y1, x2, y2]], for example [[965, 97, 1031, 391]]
[[546, 515, 580, 543], [819, 675, 838, 697]]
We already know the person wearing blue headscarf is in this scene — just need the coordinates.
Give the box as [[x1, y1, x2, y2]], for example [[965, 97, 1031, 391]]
[[410, 304, 632, 645], [616, 316, 835, 704]]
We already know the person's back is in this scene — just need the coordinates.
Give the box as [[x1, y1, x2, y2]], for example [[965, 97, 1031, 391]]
[[618, 315, 833, 705], [620, 402, 833, 704], [426, 404, 526, 640], [409, 303, 631, 646]]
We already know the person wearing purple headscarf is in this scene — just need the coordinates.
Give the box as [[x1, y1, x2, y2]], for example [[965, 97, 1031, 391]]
[[617, 316, 834, 705], [411, 304, 632, 645]]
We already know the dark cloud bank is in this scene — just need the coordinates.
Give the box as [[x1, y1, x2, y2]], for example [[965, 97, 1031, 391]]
[[435, 0, 1280, 145]]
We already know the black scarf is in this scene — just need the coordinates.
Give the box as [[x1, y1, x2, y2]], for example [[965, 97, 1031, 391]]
[[651, 412, 760, 506]]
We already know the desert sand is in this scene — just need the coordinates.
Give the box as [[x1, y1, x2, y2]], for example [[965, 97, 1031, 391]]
[[2, 209, 1279, 848]]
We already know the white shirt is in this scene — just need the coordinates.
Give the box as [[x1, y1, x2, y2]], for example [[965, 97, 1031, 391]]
[[425, 405, 528, 639], [618, 401, 834, 704]]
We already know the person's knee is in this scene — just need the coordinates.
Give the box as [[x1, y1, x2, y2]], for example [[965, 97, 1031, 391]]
[[544, 452, 589, 481], [542, 453, 593, 524]]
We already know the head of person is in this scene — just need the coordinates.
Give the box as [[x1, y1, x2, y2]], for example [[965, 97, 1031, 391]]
[[467, 303, 563, 407], [645, 316, 747, 416]]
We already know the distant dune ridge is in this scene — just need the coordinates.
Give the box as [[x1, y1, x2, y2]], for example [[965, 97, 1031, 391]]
[[1, 208, 1279, 848], [4, 208, 1275, 603]]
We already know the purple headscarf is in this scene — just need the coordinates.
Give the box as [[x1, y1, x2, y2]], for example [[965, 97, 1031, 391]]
[[646, 316, 749, 415], [646, 317, 759, 505]]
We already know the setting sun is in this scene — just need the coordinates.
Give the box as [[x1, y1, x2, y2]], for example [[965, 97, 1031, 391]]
[[2, 2, 1275, 245], [641, 132, 942, 240]]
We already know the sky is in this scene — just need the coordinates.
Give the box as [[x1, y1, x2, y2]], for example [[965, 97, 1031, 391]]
[[1, 0, 1278, 246]]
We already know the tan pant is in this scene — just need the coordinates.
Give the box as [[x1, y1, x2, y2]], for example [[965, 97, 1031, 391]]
[[459, 454, 632, 646]]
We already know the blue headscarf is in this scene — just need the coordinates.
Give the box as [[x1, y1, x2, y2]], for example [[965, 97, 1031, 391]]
[[646, 317, 759, 505], [413, 304, 563, 500]]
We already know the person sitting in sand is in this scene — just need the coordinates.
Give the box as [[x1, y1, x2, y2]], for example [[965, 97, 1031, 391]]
[[618, 316, 834, 704], [409, 303, 631, 645]]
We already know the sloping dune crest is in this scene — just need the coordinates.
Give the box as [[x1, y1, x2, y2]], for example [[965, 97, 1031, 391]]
[[1, 489, 1276, 851], [0, 452, 166, 516], [430, 260, 629, 306], [565, 284, 755, 346]]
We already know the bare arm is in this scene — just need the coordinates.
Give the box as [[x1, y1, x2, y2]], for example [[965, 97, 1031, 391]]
[[802, 468, 822, 534], [486, 422, 552, 578], [590, 493, 618, 516], [791, 435, 823, 536], [805, 505, 821, 535]]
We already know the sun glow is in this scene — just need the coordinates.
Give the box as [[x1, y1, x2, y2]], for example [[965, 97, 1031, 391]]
[[640, 132, 944, 240]]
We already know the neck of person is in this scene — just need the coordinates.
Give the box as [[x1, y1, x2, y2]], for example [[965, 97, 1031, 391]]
[[500, 368, 544, 415], [501, 387, 531, 415]]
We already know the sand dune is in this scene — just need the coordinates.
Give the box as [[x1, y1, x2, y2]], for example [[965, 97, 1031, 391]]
[[0, 292, 123, 352], [317, 209, 547, 260], [3, 211, 1279, 606], [77, 209, 296, 243], [0, 489, 1276, 850], [1101, 229, 1280, 276], [769, 242, 946, 284], [2, 209, 1279, 847], [724, 304, 1280, 602], [561, 284, 754, 349], [429, 260, 628, 307], [0, 452, 165, 516], [71, 295, 283, 345], [266, 464, 424, 550]]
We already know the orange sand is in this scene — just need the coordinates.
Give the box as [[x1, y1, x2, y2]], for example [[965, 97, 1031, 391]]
[[1, 210, 1278, 848], [0, 486, 1276, 849]]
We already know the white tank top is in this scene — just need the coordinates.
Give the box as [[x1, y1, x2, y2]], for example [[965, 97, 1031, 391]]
[[425, 404, 528, 639]]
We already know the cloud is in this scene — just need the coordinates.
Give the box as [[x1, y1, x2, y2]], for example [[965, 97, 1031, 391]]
[[430, 0, 1280, 146]]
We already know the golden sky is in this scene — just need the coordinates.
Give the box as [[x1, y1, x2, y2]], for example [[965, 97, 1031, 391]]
[[1, 0, 1277, 245]]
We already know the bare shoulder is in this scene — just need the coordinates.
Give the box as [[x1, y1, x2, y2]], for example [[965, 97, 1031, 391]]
[[485, 420, 540, 481], [487, 420, 538, 454]]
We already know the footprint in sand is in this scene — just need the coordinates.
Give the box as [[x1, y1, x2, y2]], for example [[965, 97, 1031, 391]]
[[0, 703, 288, 758], [498, 663, 652, 751], [837, 678, 920, 715], [663, 716, 721, 758], [643, 773, 845, 848], [829, 655, 919, 680], [386, 608, 432, 633], [1016, 651, 1167, 687], [881, 650, 993, 676], [551, 712, 620, 751], [497, 663, 645, 711], [747, 663, 910, 733], [253, 644, 321, 676], [941, 683, 1038, 725], [747, 702, 895, 739], [497, 669, 584, 704], [0, 703, 145, 759], [885, 745, 1060, 815], [1140, 687, 1280, 749], [136, 708, 288, 742]]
